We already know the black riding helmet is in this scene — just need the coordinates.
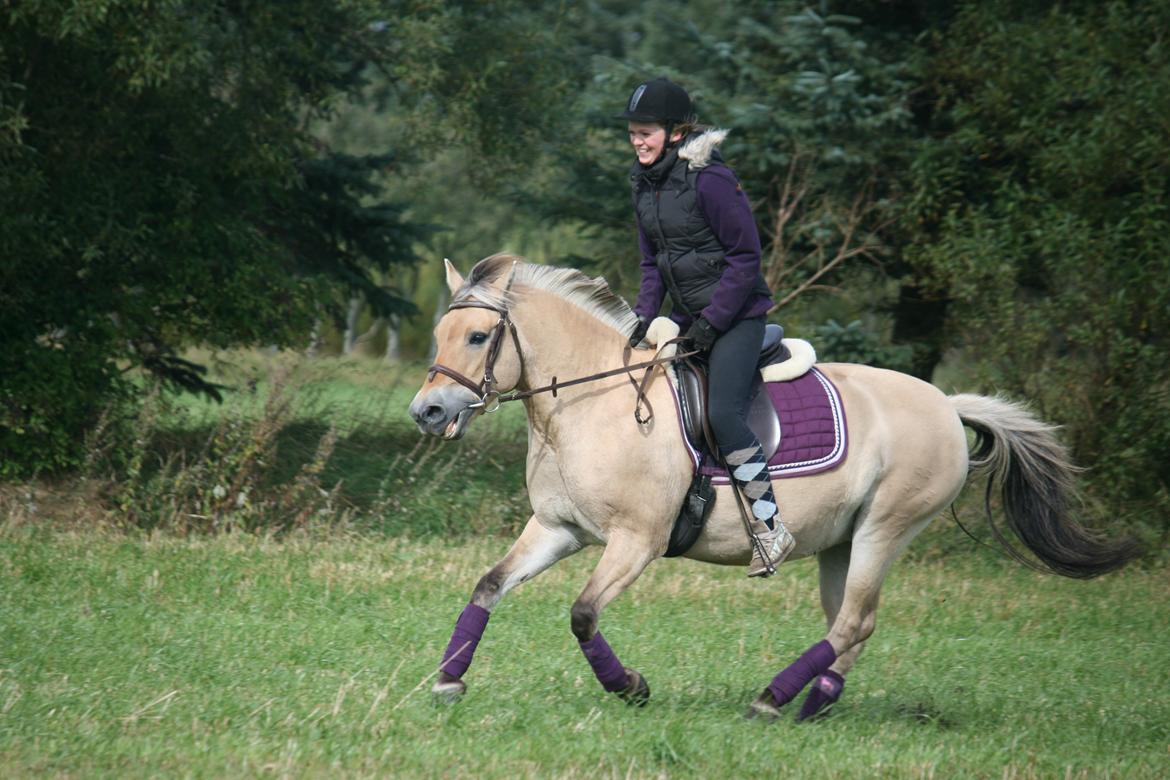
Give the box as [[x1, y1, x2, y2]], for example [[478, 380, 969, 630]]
[[618, 78, 696, 156], [617, 77, 695, 125]]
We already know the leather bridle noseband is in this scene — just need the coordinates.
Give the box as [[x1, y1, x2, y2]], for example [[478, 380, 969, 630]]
[[426, 296, 700, 423]]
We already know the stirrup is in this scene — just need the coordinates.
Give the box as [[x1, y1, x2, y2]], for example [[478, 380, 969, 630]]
[[748, 525, 794, 578]]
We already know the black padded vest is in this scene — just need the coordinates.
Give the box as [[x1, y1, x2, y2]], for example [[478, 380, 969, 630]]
[[631, 149, 770, 317]]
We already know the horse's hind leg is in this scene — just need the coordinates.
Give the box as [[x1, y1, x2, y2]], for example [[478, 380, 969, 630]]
[[796, 543, 863, 721], [433, 516, 581, 700], [748, 530, 908, 721], [570, 532, 657, 706]]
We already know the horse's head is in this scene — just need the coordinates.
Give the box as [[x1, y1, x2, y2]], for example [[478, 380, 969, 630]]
[[409, 258, 524, 440]]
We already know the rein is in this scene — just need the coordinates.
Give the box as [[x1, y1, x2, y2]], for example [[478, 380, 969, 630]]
[[427, 298, 698, 422]]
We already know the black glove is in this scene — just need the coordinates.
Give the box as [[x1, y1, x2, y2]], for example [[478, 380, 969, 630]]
[[685, 317, 719, 352], [628, 316, 651, 348]]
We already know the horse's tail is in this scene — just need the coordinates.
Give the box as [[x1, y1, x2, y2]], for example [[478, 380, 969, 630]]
[[949, 393, 1142, 579]]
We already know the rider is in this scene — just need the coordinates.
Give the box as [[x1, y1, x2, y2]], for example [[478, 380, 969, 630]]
[[621, 77, 794, 578]]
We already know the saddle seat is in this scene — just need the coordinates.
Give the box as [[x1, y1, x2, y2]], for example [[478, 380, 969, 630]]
[[677, 324, 788, 460]]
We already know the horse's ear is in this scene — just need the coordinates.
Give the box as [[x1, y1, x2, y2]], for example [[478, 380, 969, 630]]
[[443, 258, 464, 295]]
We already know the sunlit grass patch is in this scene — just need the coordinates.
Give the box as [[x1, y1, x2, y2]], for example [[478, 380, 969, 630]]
[[8, 350, 530, 538]]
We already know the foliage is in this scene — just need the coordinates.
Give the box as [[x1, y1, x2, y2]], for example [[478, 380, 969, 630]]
[[68, 352, 530, 536], [497, 2, 916, 361], [903, 0, 1170, 524], [813, 318, 913, 371], [3, 0, 1168, 525], [101, 376, 347, 535], [0, 1, 431, 475]]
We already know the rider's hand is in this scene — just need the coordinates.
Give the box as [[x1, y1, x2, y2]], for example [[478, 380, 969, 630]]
[[684, 317, 718, 353], [628, 316, 651, 348]]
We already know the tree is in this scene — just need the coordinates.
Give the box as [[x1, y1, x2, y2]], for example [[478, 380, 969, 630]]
[[513, 2, 916, 356], [0, 1, 432, 474], [902, 0, 1170, 524]]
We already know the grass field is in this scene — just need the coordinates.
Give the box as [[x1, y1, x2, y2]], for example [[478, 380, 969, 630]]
[[1, 526, 1166, 778]]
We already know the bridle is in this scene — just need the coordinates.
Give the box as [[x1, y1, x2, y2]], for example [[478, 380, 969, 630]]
[[426, 299, 520, 413], [426, 297, 699, 422]]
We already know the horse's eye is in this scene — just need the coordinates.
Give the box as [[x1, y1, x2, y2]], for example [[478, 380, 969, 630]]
[[469, 331, 489, 346]]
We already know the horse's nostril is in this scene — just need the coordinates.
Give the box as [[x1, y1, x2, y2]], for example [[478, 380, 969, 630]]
[[423, 405, 446, 425]]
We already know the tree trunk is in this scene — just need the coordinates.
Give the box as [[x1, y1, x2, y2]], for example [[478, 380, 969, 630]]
[[343, 297, 363, 355], [385, 315, 401, 362], [429, 288, 448, 361], [891, 284, 950, 381], [307, 318, 323, 357]]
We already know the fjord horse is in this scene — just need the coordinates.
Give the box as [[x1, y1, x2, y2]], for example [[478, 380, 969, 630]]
[[408, 254, 1138, 719]]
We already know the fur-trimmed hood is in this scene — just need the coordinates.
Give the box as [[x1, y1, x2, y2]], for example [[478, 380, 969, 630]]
[[678, 128, 729, 170], [630, 128, 731, 184]]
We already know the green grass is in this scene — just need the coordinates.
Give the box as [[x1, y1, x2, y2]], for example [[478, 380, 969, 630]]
[[2, 350, 1165, 776], [1, 527, 1165, 778], [78, 351, 532, 537]]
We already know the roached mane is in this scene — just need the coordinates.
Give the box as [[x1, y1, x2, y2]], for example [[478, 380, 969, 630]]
[[453, 253, 639, 336]]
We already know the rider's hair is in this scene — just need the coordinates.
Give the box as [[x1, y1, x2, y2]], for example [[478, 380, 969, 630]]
[[664, 121, 706, 152]]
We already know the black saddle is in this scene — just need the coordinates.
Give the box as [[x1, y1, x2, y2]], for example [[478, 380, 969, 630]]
[[665, 323, 790, 558]]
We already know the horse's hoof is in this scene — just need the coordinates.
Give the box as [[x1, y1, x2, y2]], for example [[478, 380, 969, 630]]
[[796, 672, 845, 722], [616, 668, 650, 707], [744, 690, 782, 722], [431, 677, 467, 704]]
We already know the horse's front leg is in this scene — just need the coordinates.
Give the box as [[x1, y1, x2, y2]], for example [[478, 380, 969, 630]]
[[433, 516, 581, 701], [570, 532, 657, 706]]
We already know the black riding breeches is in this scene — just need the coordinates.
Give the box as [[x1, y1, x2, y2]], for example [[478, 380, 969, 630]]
[[706, 316, 766, 452]]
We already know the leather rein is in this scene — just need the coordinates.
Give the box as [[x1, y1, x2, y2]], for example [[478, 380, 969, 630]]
[[426, 298, 698, 423]]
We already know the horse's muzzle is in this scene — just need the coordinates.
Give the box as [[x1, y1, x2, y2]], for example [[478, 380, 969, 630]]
[[409, 386, 479, 440]]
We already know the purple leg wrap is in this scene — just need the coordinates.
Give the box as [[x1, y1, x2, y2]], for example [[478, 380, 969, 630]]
[[766, 639, 838, 707], [439, 603, 490, 679], [796, 670, 845, 722], [579, 632, 630, 693]]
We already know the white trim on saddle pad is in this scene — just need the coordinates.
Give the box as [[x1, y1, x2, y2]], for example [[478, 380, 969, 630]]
[[644, 316, 817, 380], [670, 367, 848, 482]]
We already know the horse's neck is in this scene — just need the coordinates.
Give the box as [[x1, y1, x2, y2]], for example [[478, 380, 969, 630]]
[[512, 294, 630, 442]]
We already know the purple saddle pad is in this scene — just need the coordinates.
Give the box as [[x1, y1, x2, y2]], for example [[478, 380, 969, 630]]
[[674, 367, 848, 483]]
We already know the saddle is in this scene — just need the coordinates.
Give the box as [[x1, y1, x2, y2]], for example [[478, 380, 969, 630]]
[[644, 319, 847, 558]]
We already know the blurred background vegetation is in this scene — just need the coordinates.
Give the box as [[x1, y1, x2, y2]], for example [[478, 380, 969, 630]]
[[1, 0, 1166, 537]]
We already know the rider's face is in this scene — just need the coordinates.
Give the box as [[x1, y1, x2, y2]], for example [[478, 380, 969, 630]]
[[628, 122, 680, 166]]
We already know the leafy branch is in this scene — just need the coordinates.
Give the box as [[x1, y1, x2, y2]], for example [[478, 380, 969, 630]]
[[761, 154, 888, 311]]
